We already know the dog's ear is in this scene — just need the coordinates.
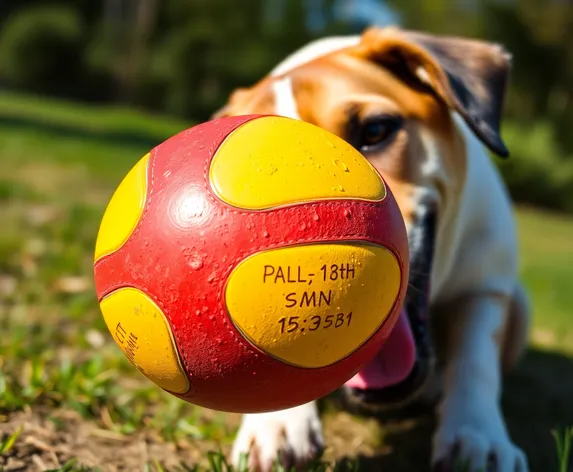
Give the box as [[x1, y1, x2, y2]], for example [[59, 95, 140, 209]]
[[355, 27, 512, 157]]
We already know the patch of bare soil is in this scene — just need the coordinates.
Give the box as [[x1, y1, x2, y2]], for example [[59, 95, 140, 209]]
[[0, 407, 238, 472], [0, 403, 432, 472], [0, 405, 391, 472]]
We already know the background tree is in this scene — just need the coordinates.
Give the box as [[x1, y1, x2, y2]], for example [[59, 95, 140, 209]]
[[0, 0, 571, 212]]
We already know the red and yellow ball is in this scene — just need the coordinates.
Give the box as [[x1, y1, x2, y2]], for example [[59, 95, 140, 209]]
[[93, 115, 409, 413]]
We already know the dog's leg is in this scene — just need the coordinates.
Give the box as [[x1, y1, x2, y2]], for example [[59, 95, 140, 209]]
[[231, 401, 324, 472], [501, 283, 530, 373], [431, 291, 529, 472]]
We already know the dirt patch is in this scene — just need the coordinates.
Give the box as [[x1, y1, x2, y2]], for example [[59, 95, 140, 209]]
[[0, 406, 390, 472], [0, 407, 238, 471]]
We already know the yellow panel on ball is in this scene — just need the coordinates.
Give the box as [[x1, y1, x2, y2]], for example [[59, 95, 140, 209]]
[[94, 153, 149, 262], [225, 243, 401, 368], [99, 287, 190, 394], [209, 116, 386, 210]]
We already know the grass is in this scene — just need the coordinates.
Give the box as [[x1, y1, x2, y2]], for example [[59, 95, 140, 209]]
[[518, 208, 573, 350], [553, 428, 573, 472], [0, 91, 572, 471]]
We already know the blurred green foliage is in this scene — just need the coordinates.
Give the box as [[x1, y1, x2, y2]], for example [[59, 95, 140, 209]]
[[0, 0, 571, 213]]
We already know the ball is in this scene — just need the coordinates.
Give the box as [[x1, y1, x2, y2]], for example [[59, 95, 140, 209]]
[[93, 114, 409, 414]]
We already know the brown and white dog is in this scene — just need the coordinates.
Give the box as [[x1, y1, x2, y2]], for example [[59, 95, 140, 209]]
[[214, 26, 530, 472]]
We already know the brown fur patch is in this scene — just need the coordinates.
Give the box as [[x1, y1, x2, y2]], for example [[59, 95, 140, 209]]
[[355, 27, 511, 156]]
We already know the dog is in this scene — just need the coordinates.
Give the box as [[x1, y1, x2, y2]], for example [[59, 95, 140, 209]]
[[213, 26, 531, 472]]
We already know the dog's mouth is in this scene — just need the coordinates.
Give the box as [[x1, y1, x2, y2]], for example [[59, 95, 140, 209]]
[[343, 207, 437, 409]]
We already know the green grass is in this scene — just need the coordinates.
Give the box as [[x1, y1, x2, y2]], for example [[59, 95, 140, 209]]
[[0, 91, 572, 471], [0, 91, 188, 143], [518, 208, 573, 351], [553, 427, 573, 472]]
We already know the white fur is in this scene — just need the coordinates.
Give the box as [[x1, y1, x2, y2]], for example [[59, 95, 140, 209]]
[[414, 65, 433, 87], [231, 402, 322, 471], [231, 37, 528, 472], [431, 296, 528, 471], [424, 116, 527, 470], [272, 77, 301, 119], [270, 36, 360, 77]]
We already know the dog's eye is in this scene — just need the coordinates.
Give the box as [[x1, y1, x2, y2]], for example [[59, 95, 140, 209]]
[[358, 116, 403, 152]]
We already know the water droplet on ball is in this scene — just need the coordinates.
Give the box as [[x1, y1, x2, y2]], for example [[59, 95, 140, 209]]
[[333, 159, 349, 172], [187, 253, 204, 270]]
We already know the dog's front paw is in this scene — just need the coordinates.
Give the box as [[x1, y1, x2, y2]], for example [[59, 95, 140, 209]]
[[432, 425, 528, 472], [231, 402, 324, 472]]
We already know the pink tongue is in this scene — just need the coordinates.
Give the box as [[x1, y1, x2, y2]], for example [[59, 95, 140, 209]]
[[345, 309, 416, 390]]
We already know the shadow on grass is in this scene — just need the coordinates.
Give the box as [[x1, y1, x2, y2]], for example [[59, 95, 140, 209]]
[[339, 348, 573, 472]]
